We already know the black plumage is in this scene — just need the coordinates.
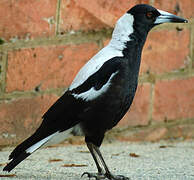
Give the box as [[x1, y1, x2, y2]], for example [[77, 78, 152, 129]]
[[3, 4, 187, 180]]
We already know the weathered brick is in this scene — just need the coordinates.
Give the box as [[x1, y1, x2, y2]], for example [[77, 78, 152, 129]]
[[117, 127, 168, 142], [116, 123, 194, 142], [141, 29, 190, 74], [153, 77, 194, 122], [60, 0, 149, 32], [0, 94, 58, 145], [0, 0, 57, 41], [6, 43, 99, 92], [77, 0, 149, 26], [60, 0, 107, 33], [154, 0, 194, 19], [167, 123, 194, 140], [118, 83, 151, 127]]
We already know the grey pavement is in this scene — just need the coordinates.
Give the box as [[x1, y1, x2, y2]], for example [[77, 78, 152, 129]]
[[0, 140, 194, 180]]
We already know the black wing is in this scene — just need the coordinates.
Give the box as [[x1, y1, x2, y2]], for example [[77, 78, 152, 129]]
[[71, 57, 122, 95]]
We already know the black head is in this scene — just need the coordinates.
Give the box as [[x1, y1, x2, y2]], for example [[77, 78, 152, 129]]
[[127, 4, 188, 32]]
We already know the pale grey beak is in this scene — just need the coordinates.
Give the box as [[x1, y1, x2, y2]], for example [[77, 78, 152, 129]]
[[155, 9, 188, 24]]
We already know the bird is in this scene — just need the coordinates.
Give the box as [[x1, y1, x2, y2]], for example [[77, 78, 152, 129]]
[[3, 4, 187, 180]]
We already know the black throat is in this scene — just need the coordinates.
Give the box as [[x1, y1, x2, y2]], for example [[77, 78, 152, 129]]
[[122, 15, 150, 58], [121, 24, 150, 85], [122, 27, 148, 64]]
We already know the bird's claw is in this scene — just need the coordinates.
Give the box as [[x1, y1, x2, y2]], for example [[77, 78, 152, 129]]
[[81, 172, 130, 180], [81, 172, 105, 180], [110, 175, 130, 180], [106, 174, 130, 180]]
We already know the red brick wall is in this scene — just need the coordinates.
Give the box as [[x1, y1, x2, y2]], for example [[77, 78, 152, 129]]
[[0, 0, 193, 145]]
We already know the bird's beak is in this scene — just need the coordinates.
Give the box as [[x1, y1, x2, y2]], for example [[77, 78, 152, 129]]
[[155, 10, 188, 24]]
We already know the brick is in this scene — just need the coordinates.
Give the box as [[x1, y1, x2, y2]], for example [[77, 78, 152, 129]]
[[116, 123, 194, 142], [60, 0, 149, 32], [0, 0, 57, 41], [167, 123, 194, 140], [118, 83, 151, 127], [154, 0, 194, 19], [117, 127, 168, 142], [153, 77, 194, 122], [140, 29, 190, 74], [6, 43, 99, 92], [77, 0, 149, 26], [60, 0, 107, 33], [0, 94, 58, 145]]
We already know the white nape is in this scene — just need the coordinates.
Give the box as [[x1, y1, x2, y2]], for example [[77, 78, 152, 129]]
[[72, 71, 118, 101], [69, 13, 134, 91], [110, 13, 134, 51]]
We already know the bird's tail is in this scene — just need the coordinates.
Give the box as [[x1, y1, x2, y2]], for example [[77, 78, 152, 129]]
[[3, 131, 57, 172]]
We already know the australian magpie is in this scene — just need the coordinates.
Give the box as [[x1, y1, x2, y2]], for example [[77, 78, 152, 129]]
[[3, 4, 187, 180]]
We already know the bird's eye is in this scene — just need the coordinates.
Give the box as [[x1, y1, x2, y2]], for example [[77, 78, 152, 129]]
[[146, 12, 154, 19]]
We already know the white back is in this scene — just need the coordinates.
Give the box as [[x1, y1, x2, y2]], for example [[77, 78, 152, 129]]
[[69, 13, 134, 90]]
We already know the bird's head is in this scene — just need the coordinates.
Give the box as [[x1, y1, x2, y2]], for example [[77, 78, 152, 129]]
[[128, 4, 188, 31], [110, 4, 188, 50]]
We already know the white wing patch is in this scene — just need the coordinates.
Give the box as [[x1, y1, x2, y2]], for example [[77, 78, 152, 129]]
[[42, 128, 73, 147], [69, 46, 122, 90], [72, 71, 118, 101], [26, 129, 73, 154], [26, 132, 58, 153], [69, 13, 134, 91]]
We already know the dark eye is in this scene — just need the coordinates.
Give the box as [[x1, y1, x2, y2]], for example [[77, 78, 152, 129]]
[[146, 12, 154, 19]]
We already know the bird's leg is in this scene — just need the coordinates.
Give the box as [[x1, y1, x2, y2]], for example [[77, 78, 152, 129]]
[[87, 142, 104, 174], [82, 142, 130, 180], [82, 142, 105, 179], [92, 144, 111, 175], [93, 144, 130, 180]]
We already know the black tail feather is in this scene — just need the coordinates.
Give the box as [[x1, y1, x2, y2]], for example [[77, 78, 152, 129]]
[[8, 124, 51, 160], [8, 134, 37, 160], [3, 152, 30, 172], [4, 126, 51, 171]]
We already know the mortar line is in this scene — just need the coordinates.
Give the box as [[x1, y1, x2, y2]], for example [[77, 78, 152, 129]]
[[189, 20, 194, 71], [148, 83, 155, 125], [0, 87, 67, 101], [157, 70, 194, 81], [0, 30, 113, 52], [149, 0, 155, 6], [55, 0, 62, 36], [140, 69, 194, 84], [0, 52, 8, 93]]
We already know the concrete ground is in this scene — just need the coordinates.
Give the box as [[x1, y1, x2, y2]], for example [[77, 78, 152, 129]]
[[0, 140, 194, 180]]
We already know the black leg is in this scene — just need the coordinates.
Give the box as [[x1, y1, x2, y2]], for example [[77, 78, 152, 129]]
[[87, 142, 103, 174], [82, 142, 130, 180], [92, 143, 111, 174]]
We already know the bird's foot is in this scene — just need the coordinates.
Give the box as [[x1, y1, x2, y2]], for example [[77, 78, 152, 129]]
[[81, 172, 105, 180], [106, 173, 130, 180], [81, 172, 130, 180]]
